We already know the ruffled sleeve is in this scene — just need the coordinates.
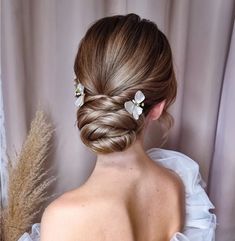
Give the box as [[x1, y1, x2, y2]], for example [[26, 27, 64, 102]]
[[17, 223, 40, 241], [146, 148, 217, 241]]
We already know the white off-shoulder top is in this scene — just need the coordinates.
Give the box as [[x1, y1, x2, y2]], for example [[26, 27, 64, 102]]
[[17, 148, 217, 241]]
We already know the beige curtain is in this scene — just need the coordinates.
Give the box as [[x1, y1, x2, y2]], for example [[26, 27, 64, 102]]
[[1, 0, 235, 240]]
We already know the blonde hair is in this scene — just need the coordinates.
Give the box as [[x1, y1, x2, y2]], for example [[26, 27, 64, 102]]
[[74, 13, 177, 154]]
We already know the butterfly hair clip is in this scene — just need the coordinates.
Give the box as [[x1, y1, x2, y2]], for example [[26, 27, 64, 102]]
[[74, 82, 85, 108], [124, 90, 145, 120]]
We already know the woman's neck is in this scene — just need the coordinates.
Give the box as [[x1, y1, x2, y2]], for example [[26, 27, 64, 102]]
[[81, 137, 155, 195], [94, 138, 152, 172]]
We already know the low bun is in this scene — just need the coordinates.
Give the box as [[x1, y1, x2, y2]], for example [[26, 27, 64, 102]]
[[74, 13, 178, 154], [77, 95, 145, 153]]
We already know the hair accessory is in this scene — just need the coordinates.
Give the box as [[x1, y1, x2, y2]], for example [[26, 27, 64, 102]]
[[74, 82, 85, 108], [124, 90, 145, 120]]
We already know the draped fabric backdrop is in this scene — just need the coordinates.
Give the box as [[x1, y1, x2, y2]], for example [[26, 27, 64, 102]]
[[1, 0, 235, 240]]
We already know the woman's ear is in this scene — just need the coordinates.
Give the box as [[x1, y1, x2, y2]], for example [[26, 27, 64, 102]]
[[148, 100, 166, 121]]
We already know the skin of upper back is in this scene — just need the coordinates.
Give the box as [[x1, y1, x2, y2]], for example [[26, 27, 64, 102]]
[[40, 161, 185, 241]]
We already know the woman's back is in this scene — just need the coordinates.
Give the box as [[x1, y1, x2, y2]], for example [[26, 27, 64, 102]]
[[18, 148, 216, 241], [41, 157, 185, 241]]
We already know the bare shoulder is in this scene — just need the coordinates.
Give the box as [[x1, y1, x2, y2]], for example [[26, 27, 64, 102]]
[[149, 162, 186, 232], [162, 165, 185, 199], [166, 167, 185, 228], [149, 160, 185, 194], [40, 189, 100, 241]]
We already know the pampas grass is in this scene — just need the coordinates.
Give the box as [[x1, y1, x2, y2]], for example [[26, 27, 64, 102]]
[[1, 110, 56, 241]]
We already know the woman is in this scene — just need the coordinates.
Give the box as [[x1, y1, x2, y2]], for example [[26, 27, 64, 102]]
[[18, 13, 216, 241]]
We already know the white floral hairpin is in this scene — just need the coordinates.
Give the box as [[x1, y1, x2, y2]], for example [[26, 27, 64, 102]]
[[124, 90, 145, 120], [74, 82, 85, 108]]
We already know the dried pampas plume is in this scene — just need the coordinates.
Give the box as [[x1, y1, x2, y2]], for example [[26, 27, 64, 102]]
[[2, 111, 56, 241]]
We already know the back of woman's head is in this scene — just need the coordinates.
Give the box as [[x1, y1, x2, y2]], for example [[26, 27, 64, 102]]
[[74, 13, 177, 154]]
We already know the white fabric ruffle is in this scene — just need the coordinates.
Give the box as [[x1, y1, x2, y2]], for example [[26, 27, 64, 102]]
[[16, 148, 216, 241], [17, 223, 40, 241], [146, 148, 217, 241]]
